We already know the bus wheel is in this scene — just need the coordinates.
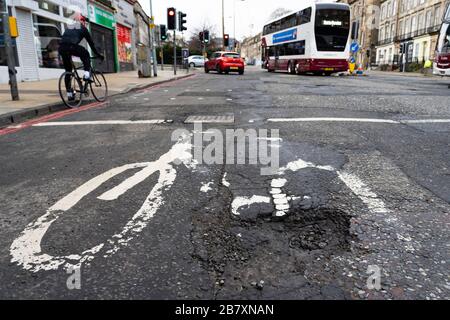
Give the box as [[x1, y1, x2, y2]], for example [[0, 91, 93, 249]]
[[287, 62, 295, 75], [295, 63, 301, 75]]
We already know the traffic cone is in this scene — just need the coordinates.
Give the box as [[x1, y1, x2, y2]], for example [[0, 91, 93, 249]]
[[356, 64, 364, 75]]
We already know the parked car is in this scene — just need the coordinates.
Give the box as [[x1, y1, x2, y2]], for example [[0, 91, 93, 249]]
[[204, 51, 245, 75], [187, 55, 207, 68]]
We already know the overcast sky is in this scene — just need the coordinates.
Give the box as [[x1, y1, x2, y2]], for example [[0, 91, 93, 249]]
[[138, 0, 322, 40]]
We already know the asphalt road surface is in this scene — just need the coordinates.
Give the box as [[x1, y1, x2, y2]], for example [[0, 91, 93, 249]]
[[0, 67, 449, 300]]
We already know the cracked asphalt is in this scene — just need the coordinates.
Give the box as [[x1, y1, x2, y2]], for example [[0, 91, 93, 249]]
[[0, 67, 449, 300]]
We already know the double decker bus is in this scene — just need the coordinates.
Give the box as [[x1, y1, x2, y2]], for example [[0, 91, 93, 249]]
[[433, 4, 450, 77], [261, 1, 351, 75]]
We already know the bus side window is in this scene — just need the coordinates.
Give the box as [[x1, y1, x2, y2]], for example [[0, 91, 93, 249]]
[[298, 7, 312, 25]]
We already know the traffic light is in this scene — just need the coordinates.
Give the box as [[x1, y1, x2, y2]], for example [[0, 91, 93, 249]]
[[178, 11, 187, 32], [199, 31, 204, 42], [167, 7, 176, 30], [204, 30, 210, 44], [160, 24, 167, 41], [224, 34, 230, 47]]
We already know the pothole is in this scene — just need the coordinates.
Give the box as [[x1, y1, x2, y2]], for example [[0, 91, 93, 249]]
[[191, 194, 354, 298], [284, 208, 352, 253]]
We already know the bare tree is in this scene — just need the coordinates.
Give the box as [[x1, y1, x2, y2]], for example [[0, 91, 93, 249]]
[[267, 7, 292, 21], [188, 22, 221, 53]]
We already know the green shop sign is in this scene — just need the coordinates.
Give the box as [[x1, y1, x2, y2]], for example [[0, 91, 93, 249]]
[[88, 4, 115, 29]]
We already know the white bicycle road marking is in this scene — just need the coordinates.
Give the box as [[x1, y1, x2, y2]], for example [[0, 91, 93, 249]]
[[10, 139, 195, 273]]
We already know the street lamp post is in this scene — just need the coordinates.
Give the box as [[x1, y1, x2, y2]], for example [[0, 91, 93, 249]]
[[0, 0, 19, 100], [233, 0, 245, 45], [222, 0, 225, 50], [149, 0, 158, 76]]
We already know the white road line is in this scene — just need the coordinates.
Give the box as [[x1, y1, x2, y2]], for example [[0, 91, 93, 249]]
[[33, 120, 167, 127], [267, 118, 450, 124], [337, 171, 389, 214], [401, 119, 450, 124], [268, 118, 400, 124]]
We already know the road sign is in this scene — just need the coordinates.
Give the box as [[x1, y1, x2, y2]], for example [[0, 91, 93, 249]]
[[349, 56, 356, 64], [350, 41, 359, 53], [182, 48, 189, 59]]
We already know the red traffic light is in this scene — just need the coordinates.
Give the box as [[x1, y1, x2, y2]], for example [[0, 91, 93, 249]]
[[168, 10, 175, 16], [224, 34, 229, 39]]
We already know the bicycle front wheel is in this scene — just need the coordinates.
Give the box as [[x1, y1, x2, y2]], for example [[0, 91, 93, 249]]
[[90, 71, 108, 102], [58, 72, 83, 108]]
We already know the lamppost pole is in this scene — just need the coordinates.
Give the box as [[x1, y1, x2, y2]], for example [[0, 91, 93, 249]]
[[222, 0, 225, 50], [149, 0, 158, 76], [0, 0, 19, 100]]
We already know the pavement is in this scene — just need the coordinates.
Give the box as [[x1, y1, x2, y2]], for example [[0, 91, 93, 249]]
[[0, 65, 449, 300], [0, 68, 194, 126]]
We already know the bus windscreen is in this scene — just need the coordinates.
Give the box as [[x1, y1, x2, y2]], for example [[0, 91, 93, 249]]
[[315, 9, 350, 52]]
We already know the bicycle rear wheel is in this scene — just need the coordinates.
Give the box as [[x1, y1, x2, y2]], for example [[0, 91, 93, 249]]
[[90, 71, 108, 102], [58, 72, 83, 108]]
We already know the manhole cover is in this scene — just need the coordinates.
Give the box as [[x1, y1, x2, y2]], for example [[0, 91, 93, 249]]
[[184, 115, 235, 124]]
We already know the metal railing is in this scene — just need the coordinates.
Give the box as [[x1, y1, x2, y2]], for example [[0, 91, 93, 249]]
[[378, 24, 442, 44]]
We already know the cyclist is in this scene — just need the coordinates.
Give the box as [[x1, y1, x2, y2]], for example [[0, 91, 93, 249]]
[[58, 12, 104, 100]]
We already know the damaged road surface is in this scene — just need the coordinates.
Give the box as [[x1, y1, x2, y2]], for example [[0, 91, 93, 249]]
[[0, 68, 449, 300]]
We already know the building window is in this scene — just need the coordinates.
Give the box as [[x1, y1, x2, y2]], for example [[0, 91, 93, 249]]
[[418, 13, 424, 30], [405, 17, 410, 34], [425, 10, 432, 27], [63, 6, 78, 18], [411, 15, 417, 32], [434, 7, 441, 26], [414, 43, 420, 59], [33, 15, 63, 68], [37, 0, 60, 15]]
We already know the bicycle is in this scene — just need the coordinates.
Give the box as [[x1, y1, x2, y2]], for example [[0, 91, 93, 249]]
[[58, 56, 108, 108]]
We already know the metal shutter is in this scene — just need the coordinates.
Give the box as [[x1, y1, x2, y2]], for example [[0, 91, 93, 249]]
[[15, 9, 39, 81]]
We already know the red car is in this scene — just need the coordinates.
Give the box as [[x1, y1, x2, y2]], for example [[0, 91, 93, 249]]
[[204, 51, 245, 75]]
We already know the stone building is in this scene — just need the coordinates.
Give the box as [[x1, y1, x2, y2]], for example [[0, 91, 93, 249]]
[[375, 0, 450, 68], [338, 0, 381, 69], [239, 32, 262, 65]]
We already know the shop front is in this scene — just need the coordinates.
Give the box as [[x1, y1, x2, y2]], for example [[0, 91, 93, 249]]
[[113, 0, 136, 71], [1, 0, 89, 83], [88, 1, 117, 73]]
